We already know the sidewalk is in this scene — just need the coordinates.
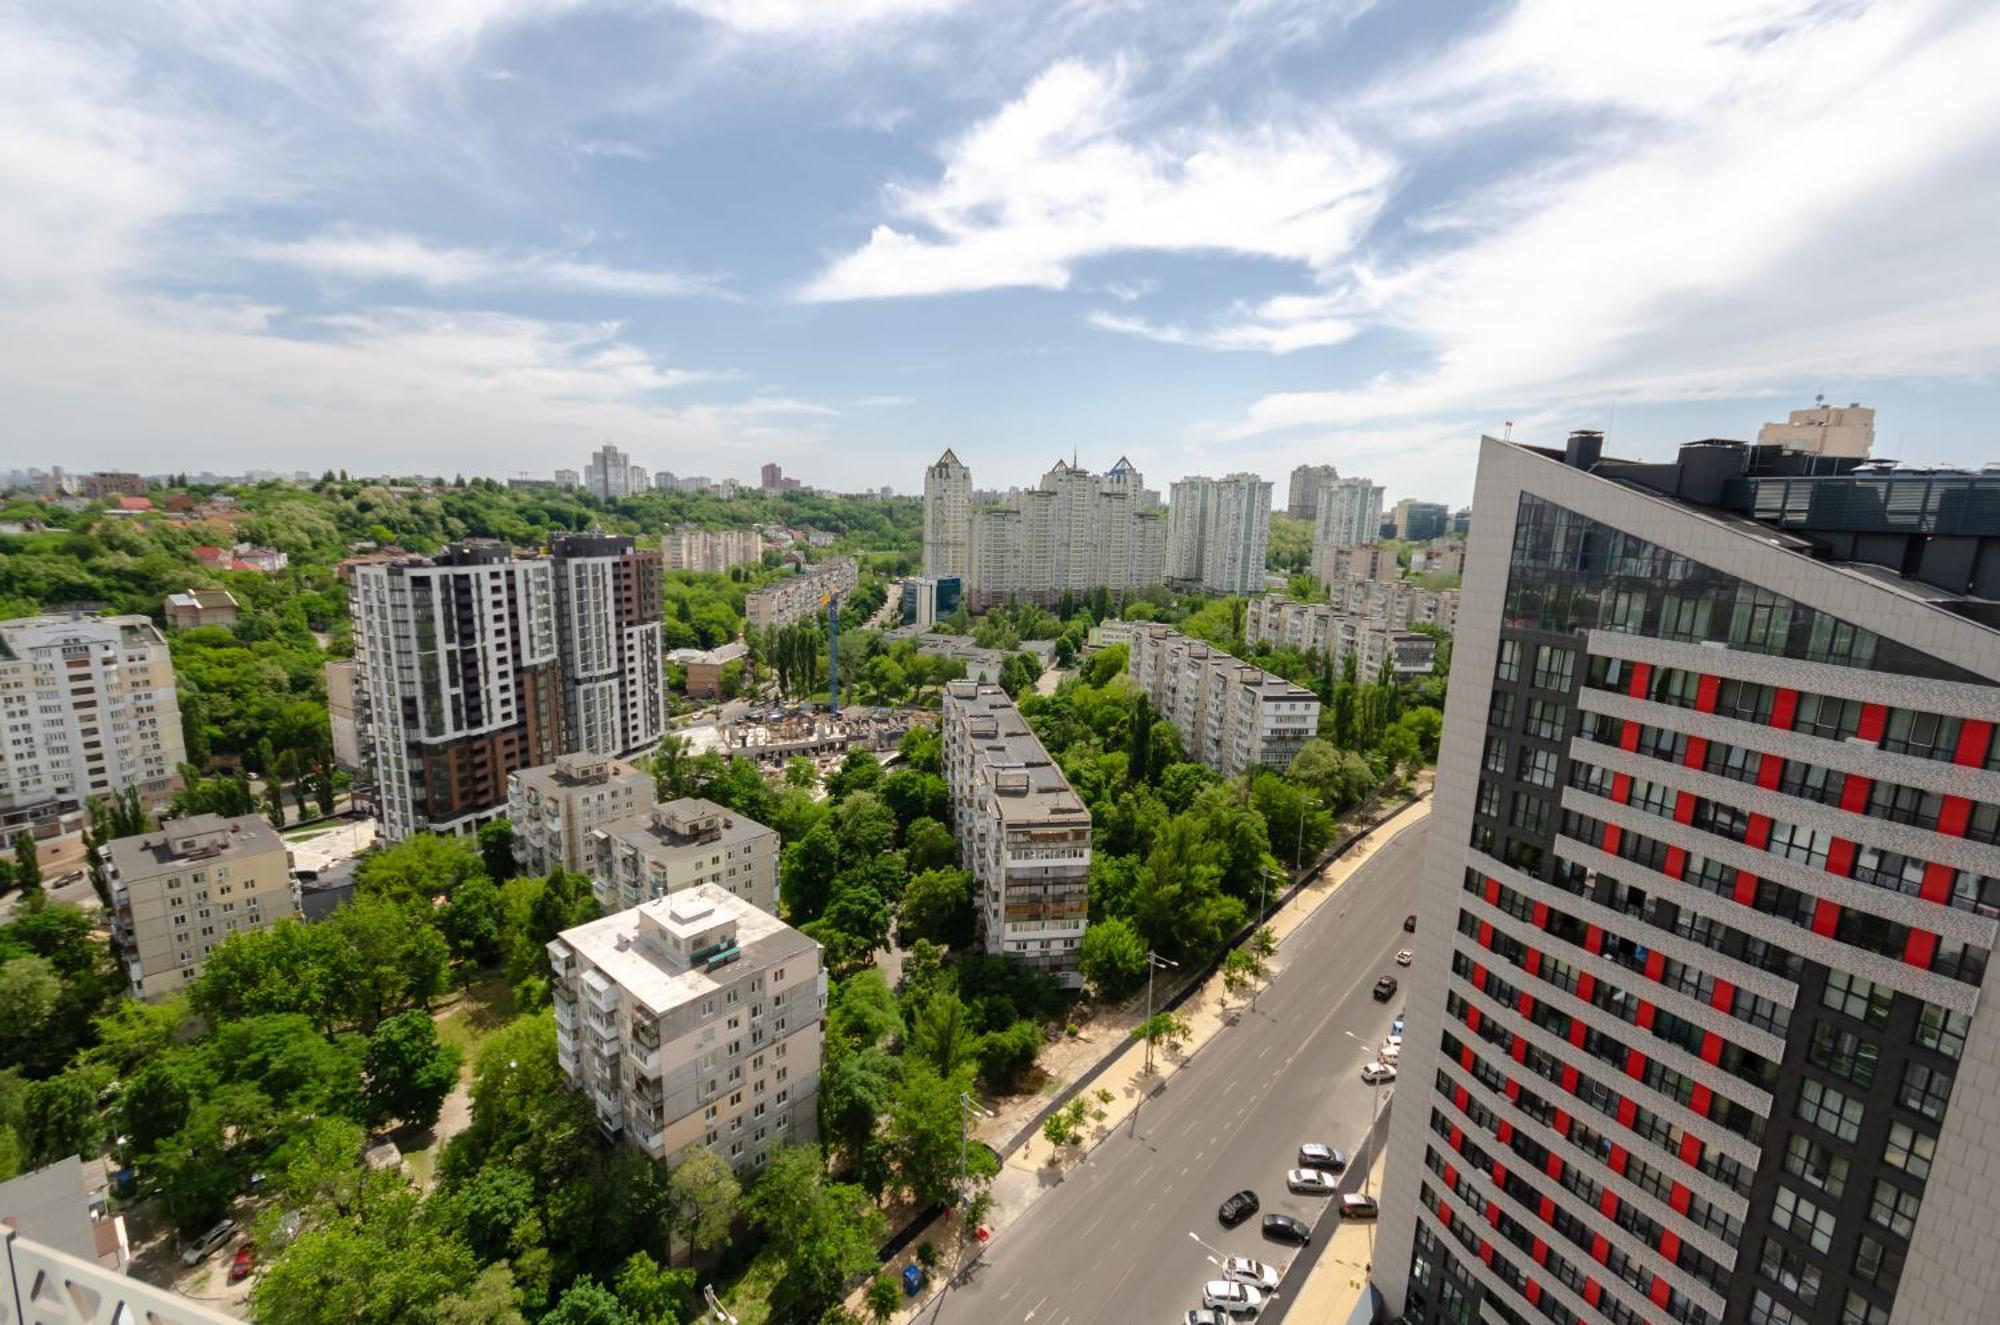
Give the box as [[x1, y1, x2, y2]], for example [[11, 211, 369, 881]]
[[1285, 1146, 1389, 1322], [854, 794, 1432, 1319]]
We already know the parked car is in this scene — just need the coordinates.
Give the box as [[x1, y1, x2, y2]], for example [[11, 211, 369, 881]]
[[1395, 949, 1414, 966], [1287, 1168, 1337, 1195], [228, 1245, 256, 1282], [52, 869, 85, 887], [1392, 1014, 1405, 1037], [1361, 1062, 1398, 1085], [1373, 975, 1398, 1001], [1261, 1214, 1311, 1244], [1202, 1280, 1263, 1316], [1186, 1312, 1226, 1325], [1341, 1193, 1380, 1220], [1218, 1189, 1261, 1227], [1404, 914, 1417, 932], [1297, 1143, 1347, 1172], [1222, 1256, 1280, 1291], [1378, 1042, 1401, 1064], [181, 1219, 237, 1266]]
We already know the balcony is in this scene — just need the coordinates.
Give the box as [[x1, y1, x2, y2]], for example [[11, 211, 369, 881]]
[[552, 998, 577, 1031], [582, 969, 619, 1012]]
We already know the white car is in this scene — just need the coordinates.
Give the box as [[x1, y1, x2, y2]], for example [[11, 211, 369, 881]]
[[1378, 1042, 1401, 1064], [1384, 1033, 1404, 1051], [1361, 1061, 1398, 1084], [1395, 949, 1414, 966], [1202, 1280, 1263, 1316], [1286, 1167, 1337, 1195], [1222, 1256, 1280, 1291]]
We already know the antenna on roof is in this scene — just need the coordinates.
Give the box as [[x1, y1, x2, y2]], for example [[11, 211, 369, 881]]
[[1502, 420, 1513, 441]]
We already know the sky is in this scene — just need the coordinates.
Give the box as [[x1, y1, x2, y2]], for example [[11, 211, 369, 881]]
[[5, 0, 2000, 507]]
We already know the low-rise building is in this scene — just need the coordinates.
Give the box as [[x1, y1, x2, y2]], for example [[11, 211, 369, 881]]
[[508, 752, 654, 877], [676, 641, 748, 700], [101, 813, 295, 999], [0, 1155, 128, 1274], [1313, 543, 1402, 584], [1126, 627, 1321, 777], [941, 681, 1091, 985], [230, 544, 288, 573], [1242, 597, 1439, 677], [549, 885, 823, 1168], [743, 557, 858, 632], [589, 798, 781, 916], [899, 574, 961, 629], [81, 472, 146, 500], [163, 588, 239, 630], [1328, 577, 1459, 630]]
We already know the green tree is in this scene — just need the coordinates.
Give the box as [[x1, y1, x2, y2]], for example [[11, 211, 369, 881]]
[[21, 1072, 100, 1166], [152, 1101, 245, 1231], [973, 1019, 1042, 1093], [880, 770, 949, 827], [866, 1272, 901, 1324], [614, 1250, 694, 1325], [251, 1188, 479, 1325], [438, 1263, 529, 1325], [897, 867, 975, 949], [886, 1063, 993, 1208], [0, 956, 62, 1065], [1222, 948, 1266, 1005], [666, 1146, 741, 1261], [1077, 916, 1147, 1001], [357, 833, 486, 906], [362, 1010, 463, 1128], [907, 991, 976, 1077], [544, 1276, 634, 1325], [478, 819, 517, 881], [820, 1047, 900, 1171], [901, 817, 957, 873], [10, 833, 39, 893], [780, 824, 840, 923], [744, 1146, 886, 1321], [440, 875, 506, 968]]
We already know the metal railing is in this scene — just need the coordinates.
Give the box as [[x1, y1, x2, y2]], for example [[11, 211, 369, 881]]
[[3, 1229, 237, 1324]]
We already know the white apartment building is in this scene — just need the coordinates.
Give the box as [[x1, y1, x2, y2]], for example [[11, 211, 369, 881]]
[[1315, 542, 1403, 584], [350, 544, 564, 842], [1166, 473, 1273, 595], [1757, 401, 1875, 457], [1126, 626, 1321, 778], [1286, 463, 1340, 521], [1243, 596, 1439, 677], [549, 885, 823, 1169], [941, 681, 1091, 986], [922, 449, 972, 579], [1330, 577, 1460, 631], [743, 557, 858, 632], [1312, 475, 1385, 551], [508, 751, 654, 876], [324, 658, 362, 770], [589, 797, 781, 915], [101, 813, 295, 999], [549, 533, 665, 760], [661, 526, 763, 573], [584, 444, 641, 500], [952, 457, 1166, 610], [0, 614, 186, 840]]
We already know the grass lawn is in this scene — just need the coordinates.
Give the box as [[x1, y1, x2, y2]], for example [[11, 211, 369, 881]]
[[282, 824, 338, 842], [718, 1249, 786, 1325], [434, 970, 518, 1064]]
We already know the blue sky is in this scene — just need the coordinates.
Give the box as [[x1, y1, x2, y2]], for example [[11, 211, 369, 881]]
[[5, 0, 1999, 507]]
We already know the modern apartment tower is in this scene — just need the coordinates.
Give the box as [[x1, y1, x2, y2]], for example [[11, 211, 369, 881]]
[[549, 884, 824, 1169], [1166, 473, 1274, 595], [956, 456, 1166, 610], [923, 449, 973, 579], [1379, 432, 2000, 1325], [350, 543, 564, 841], [941, 681, 1092, 986], [1313, 475, 1385, 551], [0, 613, 186, 840], [1287, 463, 1341, 521], [548, 532, 665, 760]]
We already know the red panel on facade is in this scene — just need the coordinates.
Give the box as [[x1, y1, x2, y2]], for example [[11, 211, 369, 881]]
[[1711, 978, 1735, 1013], [1486, 876, 1502, 905], [1811, 898, 1841, 937], [1455, 1085, 1471, 1112], [1690, 1084, 1713, 1118], [1620, 719, 1642, 752], [1531, 901, 1550, 929], [1936, 797, 1973, 838], [1700, 1032, 1724, 1066], [1756, 753, 1783, 790], [1532, 1238, 1550, 1267], [1825, 838, 1857, 878], [1954, 719, 1995, 767], [1920, 862, 1956, 905], [1600, 1187, 1619, 1219], [1438, 1201, 1452, 1228], [1585, 1276, 1604, 1308], [1904, 929, 1939, 969], [1636, 1000, 1656, 1031], [1601, 824, 1624, 855], [1486, 1203, 1501, 1230], [1512, 1037, 1528, 1065], [1461, 1045, 1476, 1072], [1627, 664, 1652, 699], [1857, 703, 1888, 743], [1624, 1047, 1645, 1080], [1651, 1275, 1673, 1308], [1745, 813, 1772, 849], [1480, 1238, 1494, 1264], [1479, 921, 1495, 949], [1683, 735, 1709, 769], [1733, 870, 1760, 906], [1769, 689, 1798, 730], [1658, 1230, 1681, 1263], [1568, 1018, 1587, 1048], [1443, 1164, 1458, 1190], [1662, 845, 1687, 879], [1679, 1132, 1703, 1166], [1518, 991, 1535, 1018], [1611, 772, 1634, 804], [1525, 948, 1544, 977], [1644, 950, 1667, 981], [1584, 925, 1605, 954], [1498, 1120, 1515, 1145], [1545, 1152, 1563, 1180], [1608, 1144, 1628, 1176], [1553, 1109, 1572, 1138], [1617, 1096, 1637, 1128], [1577, 971, 1598, 1001], [1669, 1183, 1692, 1215], [1467, 1004, 1483, 1033], [1450, 1124, 1465, 1151], [1839, 774, 1873, 814], [1561, 1064, 1580, 1095], [1694, 674, 1720, 713], [1540, 1194, 1556, 1224], [1491, 1162, 1507, 1189], [1527, 1278, 1544, 1305], [1673, 791, 1697, 825], [1472, 964, 1488, 992]]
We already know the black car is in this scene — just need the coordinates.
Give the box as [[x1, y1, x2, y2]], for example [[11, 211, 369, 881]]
[[1218, 1189, 1260, 1227], [1373, 975, 1399, 1001], [1262, 1214, 1311, 1244], [1404, 913, 1417, 932]]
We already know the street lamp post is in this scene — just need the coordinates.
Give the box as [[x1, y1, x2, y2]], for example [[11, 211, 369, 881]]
[[959, 1090, 993, 1206], [1143, 950, 1179, 1076]]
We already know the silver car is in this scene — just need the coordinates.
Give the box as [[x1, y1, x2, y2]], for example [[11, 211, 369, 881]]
[[1361, 1061, 1397, 1084], [180, 1218, 237, 1266], [1202, 1280, 1263, 1316], [1287, 1168, 1337, 1195], [1222, 1255, 1280, 1291]]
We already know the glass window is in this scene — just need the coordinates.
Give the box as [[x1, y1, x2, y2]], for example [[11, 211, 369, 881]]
[[1841, 1291, 1891, 1325], [1533, 645, 1575, 691], [1772, 1185, 1838, 1252], [1898, 1062, 1954, 1120], [1882, 1122, 1934, 1180], [1916, 1005, 1970, 1060], [1823, 971, 1892, 1027], [1784, 1133, 1850, 1198], [1809, 1024, 1879, 1088], [1496, 640, 1522, 683], [1488, 689, 1517, 729], [1796, 1078, 1864, 1142], [1868, 1178, 1922, 1239]]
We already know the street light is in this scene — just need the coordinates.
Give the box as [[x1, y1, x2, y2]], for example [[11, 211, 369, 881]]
[[1188, 1230, 1228, 1261], [1143, 951, 1179, 1076], [958, 1090, 994, 1208]]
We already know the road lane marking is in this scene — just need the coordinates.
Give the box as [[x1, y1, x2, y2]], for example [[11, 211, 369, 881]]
[[1024, 1294, 1046, 1320], [1081, 1213, 1106, 1239]]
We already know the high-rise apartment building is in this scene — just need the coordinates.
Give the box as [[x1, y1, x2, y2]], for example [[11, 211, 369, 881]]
[[0, 614, 186, 840], [1125, 626, 1321, 777], [1393, 498, 1452, 541], [508, 751, 654, 877], [941, 681, 1092, 985], [1316, 543, 1402, 584], [548, 532, 664, 760], [1313, 476, 1385, 551], [584, 444, 639, 500], [102, 813, 294, 999], [1166, 473, 1273, 595], [1243, 597, 1438, 677], [1328, 578, 1461, 631], [82, 472, 146, 500], [588, 797, 782, 916], [350, 543, 564, 841], [661, 526, 763, 573], [1287, 463, 1340, 520], [549, 885, 823, 1168], [1757, 402, 1875, 459], [955, 457, 1166, 610], [743, 557, 858, 632], [923, 449, 973, 579], [1380, 432, 2000, 1325]]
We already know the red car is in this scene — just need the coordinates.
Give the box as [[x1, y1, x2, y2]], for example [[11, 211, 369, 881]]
[[228, 1245, 255, 1282]]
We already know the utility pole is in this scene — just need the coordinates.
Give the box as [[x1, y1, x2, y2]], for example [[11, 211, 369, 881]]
[[1143, 950, 1178, 1076]]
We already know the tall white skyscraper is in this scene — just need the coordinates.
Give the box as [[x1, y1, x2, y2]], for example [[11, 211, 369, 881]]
[[1313, 475, 1385, 551], [959, 457, 1166, 609], [1166, 473, 1273, 595], [923, 448, 972, 578], [584, 443, 638, 500]]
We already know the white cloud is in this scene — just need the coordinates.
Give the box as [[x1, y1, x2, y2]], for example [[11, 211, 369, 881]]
[[1233, 0, 2000, 435], [672, 0, 960, 36], [573, 138, 650, 160], [246, 230, 736, 298], [851, 394, 915, 406], [800, 59, 1395, 300], [1089, 286, 1359, 354], [1098, 277, 1159, 302]]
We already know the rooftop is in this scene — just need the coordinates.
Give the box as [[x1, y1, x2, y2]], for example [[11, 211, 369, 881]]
[[103, 812, 284, 879], [945, 682, 1089, 823], [598, 796, 777, 856], [0, 613, 166, 660], [0, 1156, 99, 1264], [165, 588, 239, 611], [553, 883, 815, 1016], [514, 752, 649, 791]]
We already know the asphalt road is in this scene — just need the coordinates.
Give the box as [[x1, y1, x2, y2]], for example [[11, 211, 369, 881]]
[[924, 817, 1428, 1325]]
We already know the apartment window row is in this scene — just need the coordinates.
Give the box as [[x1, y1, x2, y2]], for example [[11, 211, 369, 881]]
[[1442, 995, 1754, 1199], [1415, 1179, 1588, 1325], [1456, 897, 1781, 1097]]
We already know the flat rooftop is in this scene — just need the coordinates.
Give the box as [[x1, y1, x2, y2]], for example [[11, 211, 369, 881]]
[[555, 883, 815, 1016], [598, 796, 778, 855], [946, 684, 1089, 824], [103, 813, 284, 879]]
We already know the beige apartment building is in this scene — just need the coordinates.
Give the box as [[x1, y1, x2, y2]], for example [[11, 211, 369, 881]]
[[661, 526, 763, 573], [1126, 626, 1321, 778], [1314, 542, 1403, 584], [589, 797, 781, 915], [0, 613, 186, 841], [1242, 596, 1439, 677], [743, 557, 858, 631], [549, 884, 824, 1169], [102, 813, 294, 1000], [508, 751, 655, 877], [163, 588, 240, 630]]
